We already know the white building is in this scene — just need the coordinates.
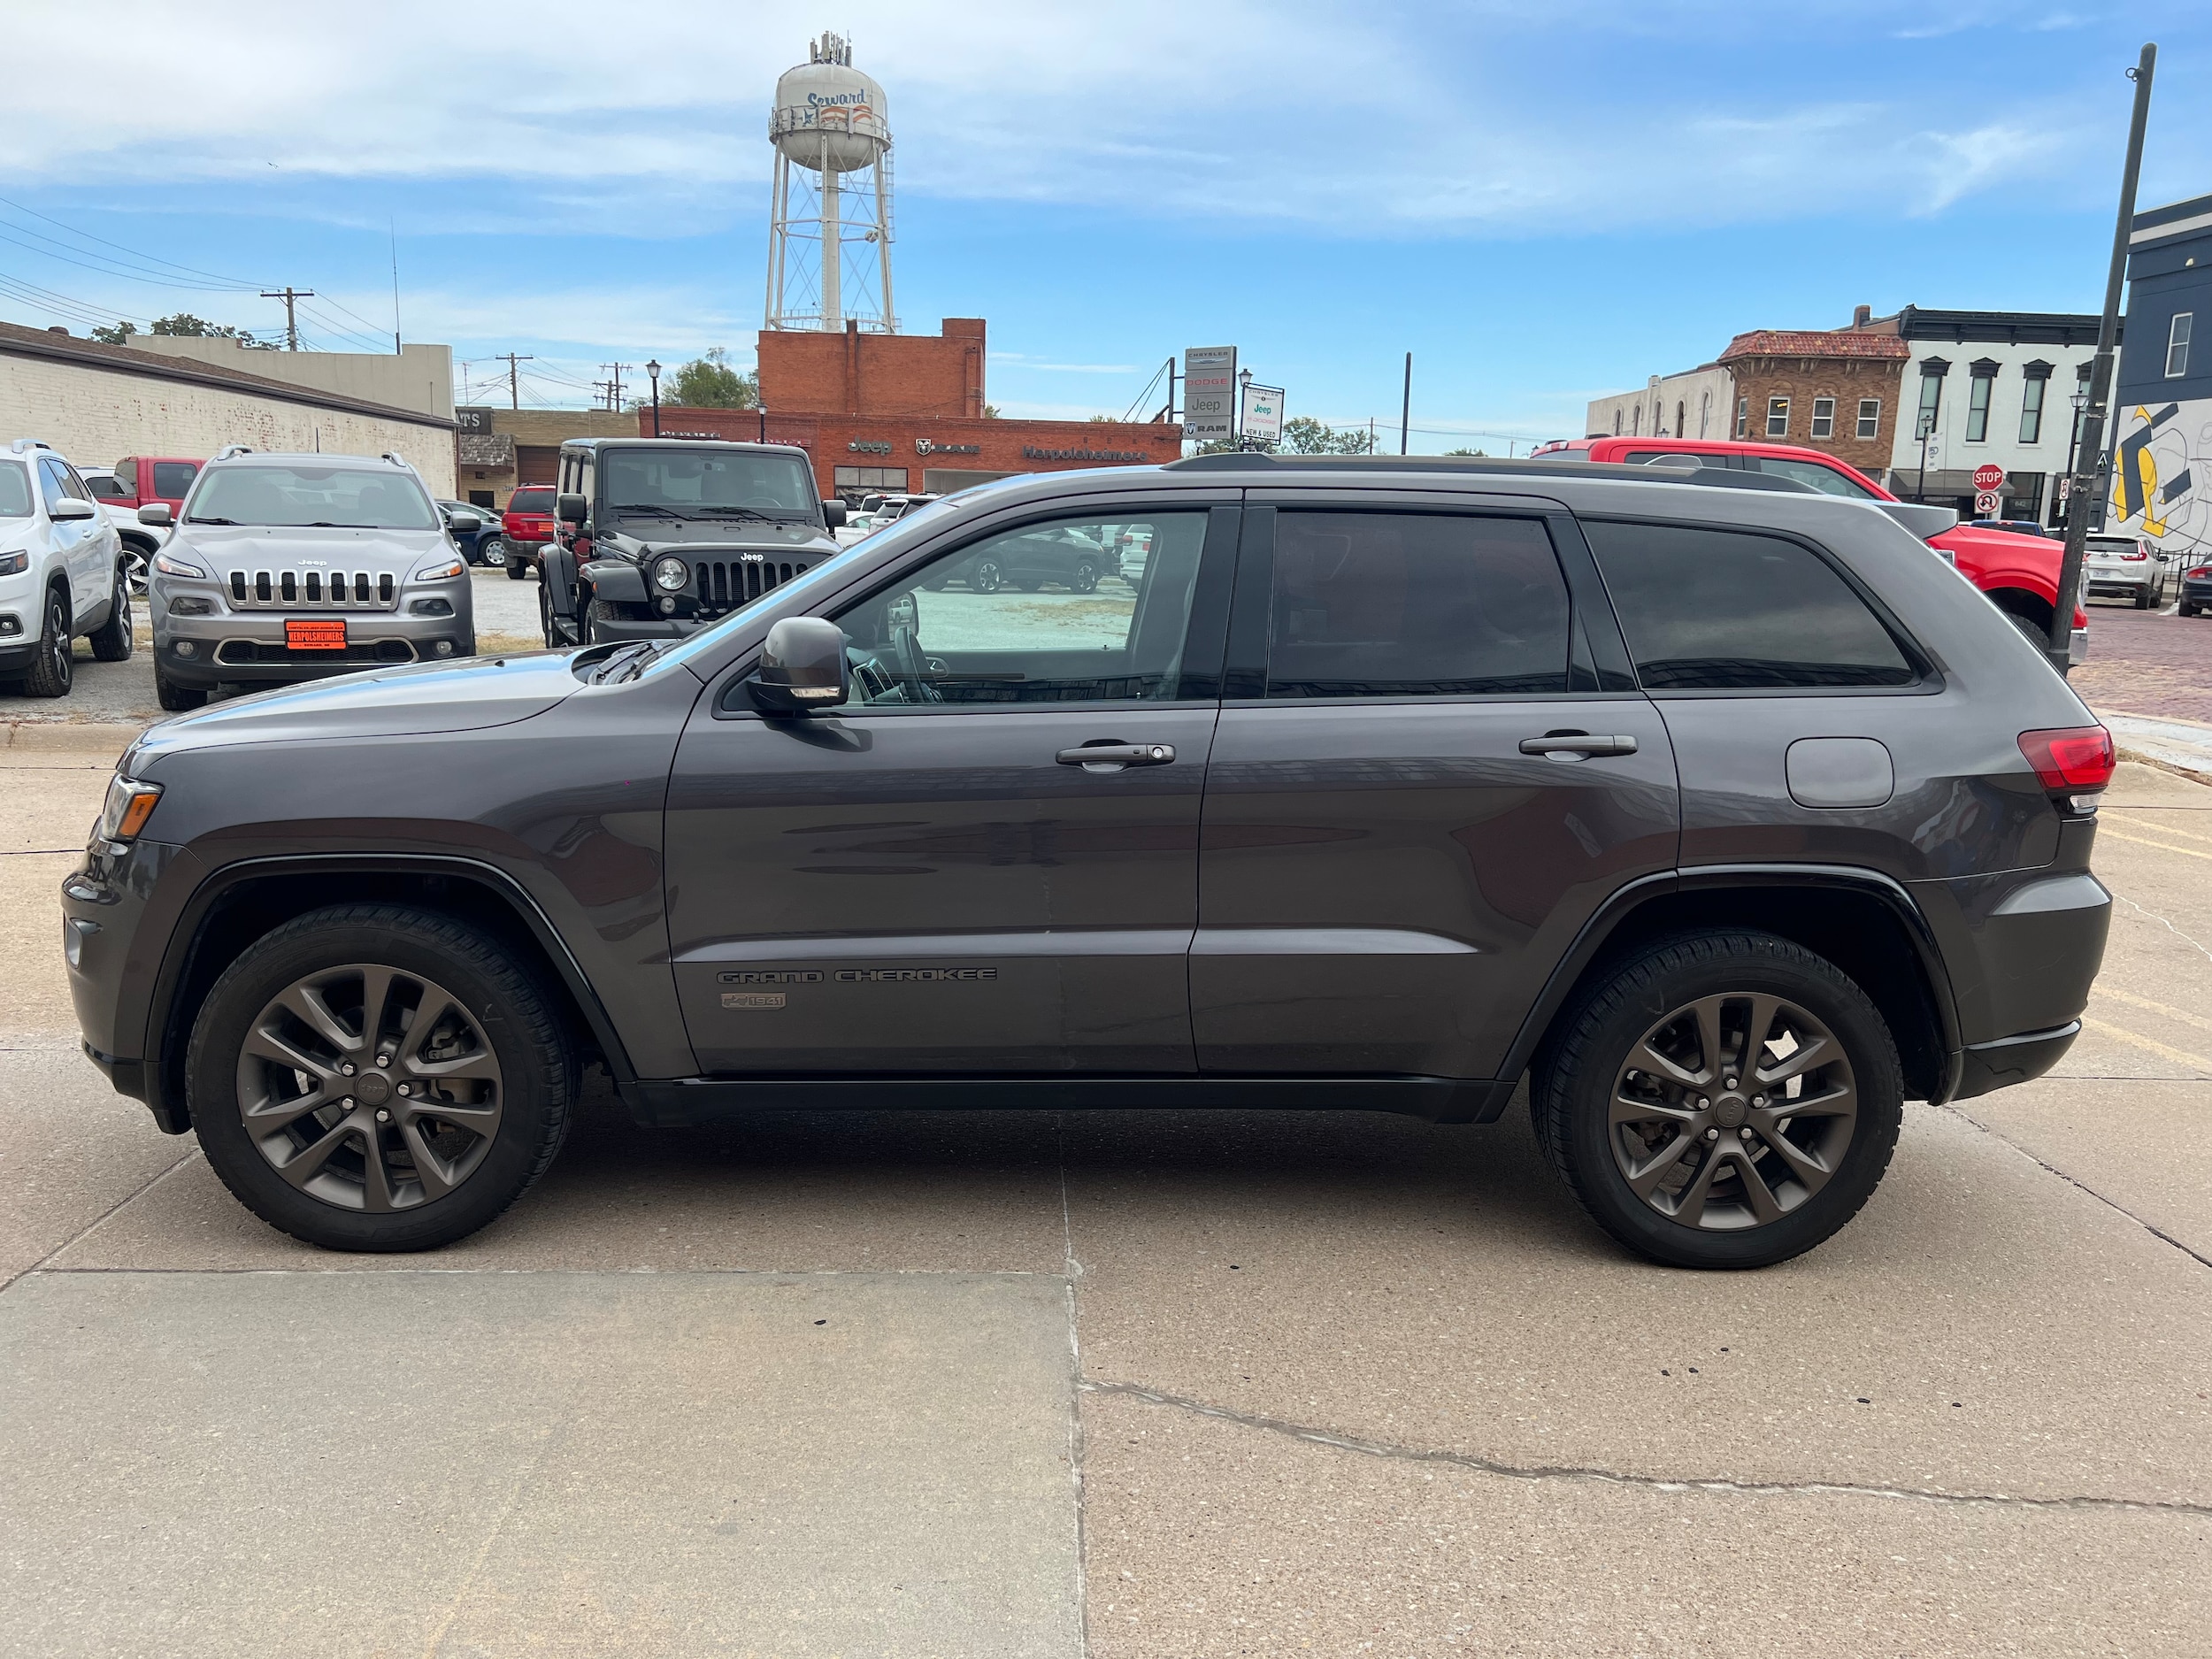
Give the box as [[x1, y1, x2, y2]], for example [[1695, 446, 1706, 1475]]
[[1586, 364, 1734, 443], [126, 336, 454, 422], [1872, 307, 2104, 524], [0, 320, 456, 495]]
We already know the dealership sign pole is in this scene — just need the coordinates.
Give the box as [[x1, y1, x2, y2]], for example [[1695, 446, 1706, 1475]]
[[2053, 41, 2155, 674]]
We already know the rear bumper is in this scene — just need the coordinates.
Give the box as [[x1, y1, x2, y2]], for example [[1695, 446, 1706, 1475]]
[[1952, 1022, 2079, 1102]]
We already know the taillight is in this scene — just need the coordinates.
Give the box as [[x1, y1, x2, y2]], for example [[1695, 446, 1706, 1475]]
[[2019, 726, 2116, 807], [2118, 549, 2147, 562], [2189, 566, 2212, 580]]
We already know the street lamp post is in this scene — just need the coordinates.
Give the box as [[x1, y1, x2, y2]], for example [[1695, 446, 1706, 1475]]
[[2060, 388, 2089, 521], [645, 360, 662, 437]]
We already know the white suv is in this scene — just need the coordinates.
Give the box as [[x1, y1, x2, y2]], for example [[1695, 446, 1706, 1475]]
[[0, 439, 131, 698]]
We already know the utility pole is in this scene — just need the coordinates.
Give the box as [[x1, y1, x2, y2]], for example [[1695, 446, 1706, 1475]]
[[494, 353, 534, 411], [599, 364, 630, 411], [2053, 42, 2156, 675], [260, 287, 315, 352], [1400, 352, 1412, 456]]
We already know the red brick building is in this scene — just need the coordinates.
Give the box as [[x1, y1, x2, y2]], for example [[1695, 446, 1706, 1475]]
[[1714, 329, 1910, 478], [643, 316, 1182, 499]]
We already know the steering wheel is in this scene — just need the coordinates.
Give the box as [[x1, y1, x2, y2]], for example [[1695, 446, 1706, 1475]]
[[891, 626, 941, 703]]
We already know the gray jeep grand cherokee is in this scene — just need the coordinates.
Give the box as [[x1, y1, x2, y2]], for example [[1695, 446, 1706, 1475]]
[[61, 455, 2114, 1267]]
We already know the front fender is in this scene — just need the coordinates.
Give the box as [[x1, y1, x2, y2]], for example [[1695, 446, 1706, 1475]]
[[581, 558, 649, 605]]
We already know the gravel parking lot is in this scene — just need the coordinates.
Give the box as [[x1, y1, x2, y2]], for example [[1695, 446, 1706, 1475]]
[[4, 695, 2211, 1653]]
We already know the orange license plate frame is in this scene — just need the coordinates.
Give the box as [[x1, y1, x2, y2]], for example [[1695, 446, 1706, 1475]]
[[285, 618, 349, 651]]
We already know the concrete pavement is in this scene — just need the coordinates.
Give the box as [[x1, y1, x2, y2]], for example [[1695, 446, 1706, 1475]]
[[4, 734, 2210, 1654]]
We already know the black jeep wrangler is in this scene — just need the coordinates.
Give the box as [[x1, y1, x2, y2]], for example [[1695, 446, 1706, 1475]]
[[537, 438, 846, 648]]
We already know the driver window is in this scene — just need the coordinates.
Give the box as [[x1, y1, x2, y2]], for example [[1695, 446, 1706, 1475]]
[[830, 512, 1210, 706]]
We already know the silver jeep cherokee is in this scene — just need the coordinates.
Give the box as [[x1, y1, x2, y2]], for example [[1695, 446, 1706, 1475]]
[[146, 449, 474, 710]]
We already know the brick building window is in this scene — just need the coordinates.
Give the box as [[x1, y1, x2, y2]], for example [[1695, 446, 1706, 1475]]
[[2018, 363, 2049, 444], [1735, 397, 1748, 438], [1765, 397, 1790, 439], [1964, 360, 1999, 442], [1856, 399, 1881, 440], [2170, 312, 2194, 379], [1810, 397, 1835, 439], [1916, 359, 1947, 439]]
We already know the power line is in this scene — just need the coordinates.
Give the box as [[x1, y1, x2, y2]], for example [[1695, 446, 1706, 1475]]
[[0, 191, 265, 288], [260, 287, 315, 352]]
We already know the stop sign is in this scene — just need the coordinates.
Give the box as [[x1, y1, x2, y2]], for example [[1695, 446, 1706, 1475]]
[[1972, 463, 2007, 492]]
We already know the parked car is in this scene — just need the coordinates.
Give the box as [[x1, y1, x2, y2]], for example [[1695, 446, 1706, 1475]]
[[437, 500, 504, 567], [2177, 557, 2212, 618], [109, 456, 204, 518], [66, 452, 2113, 1268], [143, 447, 473, 711], [0, 438, 132, 697], [1532, 437, 2090, 659], [80, 465, 166, 593], [840, 493, 939, 545], [922, 522, 1110, 593], [536, 438, 844, 649], [500, 484, 557, 580], [2082, 533, 2168, 609]]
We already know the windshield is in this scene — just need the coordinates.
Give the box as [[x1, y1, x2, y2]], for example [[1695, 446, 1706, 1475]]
[[603, 448, 816, 519], [643, 494, 964, 682], [185, 465, 439, 529]]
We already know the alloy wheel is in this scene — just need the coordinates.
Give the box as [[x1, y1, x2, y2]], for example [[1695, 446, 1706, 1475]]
[[43, 594, 71, 692], [234, 963, 505, 1212], [1609, 991, 1857, 1231], [971, 557, 1004, 593]]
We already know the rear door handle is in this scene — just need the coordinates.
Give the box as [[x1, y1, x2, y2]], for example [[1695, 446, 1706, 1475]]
[[1519, 733, 1639, 757], [1056, 742, 1177, 771]]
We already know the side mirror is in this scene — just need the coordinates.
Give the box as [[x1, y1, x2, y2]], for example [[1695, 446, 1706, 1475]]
[[136, 503, 174, 526], [820, 498, 849, 528], [557, 493, 588, 525], [749, 617, 849, 714], [449, 511, 482, 533], [51, 498, 97, 521]]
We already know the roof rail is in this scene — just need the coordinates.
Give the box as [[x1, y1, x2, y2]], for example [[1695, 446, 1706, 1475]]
[[380, 451, 410, 470], [8, 437, 55, 454], [1162, 450, 1818, 494], [211, 443, 255, 461]]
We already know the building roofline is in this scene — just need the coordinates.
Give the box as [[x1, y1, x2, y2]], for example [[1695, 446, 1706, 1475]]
[[0, 320, 455, 430], [2131, 192, 2212, 250], [1890, 305, 2105, 345]]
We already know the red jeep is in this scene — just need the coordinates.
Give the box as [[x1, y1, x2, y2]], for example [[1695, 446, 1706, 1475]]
[[109, 456, 204, 516], [1532, 436, 2087, 661], [500, 484, 557, 581]]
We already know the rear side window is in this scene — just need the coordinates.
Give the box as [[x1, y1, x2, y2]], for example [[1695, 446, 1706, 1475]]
[[151, 461, 198, 498], [1263, 512, 1571, 698], [1583, 520, 1915, 690]]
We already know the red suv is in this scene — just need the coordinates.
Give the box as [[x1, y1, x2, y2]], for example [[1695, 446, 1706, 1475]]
[[500, 485, 557, 581], [1532, 437, 2086, 661]]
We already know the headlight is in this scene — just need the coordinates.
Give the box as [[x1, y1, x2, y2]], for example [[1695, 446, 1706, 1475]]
[[94, 775, 163, 844], [153, 551, 208, 579], [652, 555, 690, 592], [0, 549, 27, 577], [411, 556, 466, 581]]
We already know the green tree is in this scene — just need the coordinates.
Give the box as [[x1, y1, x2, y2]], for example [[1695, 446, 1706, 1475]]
[[89, 321, 137, 345], [1279, 416, 1375, 455], [92, 313, 273, 349], [981, 403, 1002, 419], [665, 348, 758, 408], [1443, 446, 1487, 457]]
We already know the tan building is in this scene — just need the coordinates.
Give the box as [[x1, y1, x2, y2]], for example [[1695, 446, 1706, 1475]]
[[1715, 329, 1909, 479], [453, 407, 638, 510], [124, 338, 454, 422], [0, 320, 456, 495]]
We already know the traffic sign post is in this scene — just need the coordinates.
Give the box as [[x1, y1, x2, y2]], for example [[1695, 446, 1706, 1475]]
[[1975, 489, 2003, 517], [1972, 463, 2007, 493]]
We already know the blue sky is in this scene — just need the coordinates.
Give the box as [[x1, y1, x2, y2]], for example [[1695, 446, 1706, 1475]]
[[4, 1, 2208, 449]]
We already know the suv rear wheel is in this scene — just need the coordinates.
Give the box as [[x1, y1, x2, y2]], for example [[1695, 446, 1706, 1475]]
[[1535, 930, 1902, 1269], [504, 542, 530, 580], [187, 903, 577, 1251], [87, 563, 134, 662]]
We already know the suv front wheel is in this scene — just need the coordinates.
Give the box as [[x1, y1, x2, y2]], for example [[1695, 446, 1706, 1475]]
[[187, 903, 577, 1251], [1535, 931, 1903, 1269]]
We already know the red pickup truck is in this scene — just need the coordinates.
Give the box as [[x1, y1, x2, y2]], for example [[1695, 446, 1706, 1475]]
[[109, 456, 204, 516], [499, 484, 557, 581], [1532, 436, 2087, 661]]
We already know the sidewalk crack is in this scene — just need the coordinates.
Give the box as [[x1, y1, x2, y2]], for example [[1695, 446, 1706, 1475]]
[[1079, 1379, 2212, 1517]]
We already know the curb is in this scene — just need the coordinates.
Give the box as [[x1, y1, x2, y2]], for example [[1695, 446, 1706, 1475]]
[[1, 721, 149, 757], [2116, 745, 2212, 789]]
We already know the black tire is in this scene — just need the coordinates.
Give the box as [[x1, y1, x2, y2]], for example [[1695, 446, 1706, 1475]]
[[154, 661, 208, 711], [1533, 930, 1903, 1270], [1071, 559, 1099, 594], [20, 587, 72, 697], [2183, 603, 2200, 618], [504, 544, 531, 580], [587, 597, 649, 636], [187, 902, 577, 1252], [970, 557, 1005, 594], [539, 578, 565, 649], [2004, 610, 2052, 649], [88, 564, 134, 662], [2134, 585, 2153, 610]]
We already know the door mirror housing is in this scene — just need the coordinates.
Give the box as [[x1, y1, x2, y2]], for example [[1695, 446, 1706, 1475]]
[[749, 617, 849, 713], [820, 497, 848, 528], [50, 497, 97, 522], [557, 493, 589, 525], [449, 511, 482, 534], [136, 503, 174, 526]]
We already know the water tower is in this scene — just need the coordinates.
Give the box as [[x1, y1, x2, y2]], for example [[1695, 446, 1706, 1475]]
[[765, 32, 896, 334]]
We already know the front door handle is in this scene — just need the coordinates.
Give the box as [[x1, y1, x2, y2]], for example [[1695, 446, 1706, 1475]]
[[1056, 742, 1177, 771], [1519, 732, 1640, 757]]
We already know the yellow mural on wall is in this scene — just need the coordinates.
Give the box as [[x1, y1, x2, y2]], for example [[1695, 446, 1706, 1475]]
[[2110, 399, 2211, 558]]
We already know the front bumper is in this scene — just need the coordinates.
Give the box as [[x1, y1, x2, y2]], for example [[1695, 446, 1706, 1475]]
[[155, 603, 472, 687]]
